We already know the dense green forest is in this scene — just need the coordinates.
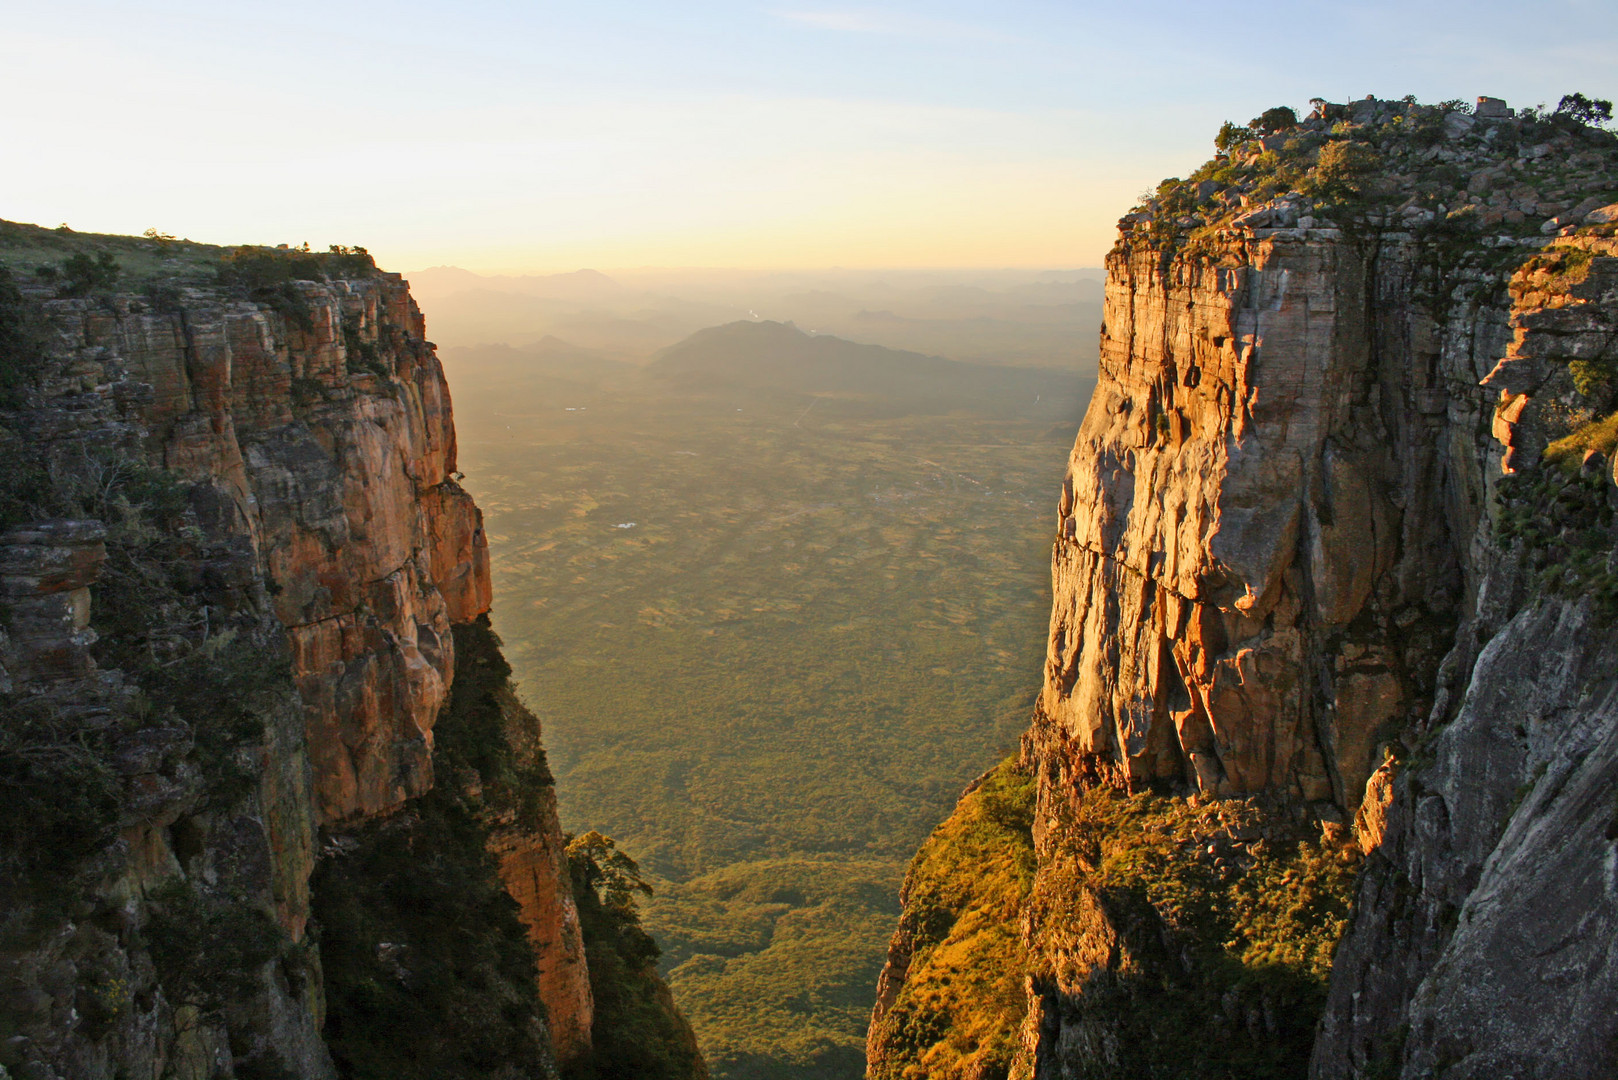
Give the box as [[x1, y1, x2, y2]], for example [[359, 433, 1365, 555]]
[[444, 324, 1092, 1078]]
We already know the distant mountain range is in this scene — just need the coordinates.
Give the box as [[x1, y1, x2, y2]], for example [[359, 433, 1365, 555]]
[[405, 265, 1103, 370], [647, 320, 1092, 421]]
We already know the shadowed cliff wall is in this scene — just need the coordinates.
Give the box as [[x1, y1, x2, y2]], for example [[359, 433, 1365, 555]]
[[0, 239, 592, 1079]]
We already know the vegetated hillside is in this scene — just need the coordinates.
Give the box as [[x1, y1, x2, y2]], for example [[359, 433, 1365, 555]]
[[648, 320, 1088, 421], [442, 326, 1094, 1079], [867, 760, 1037, 1080], [0, 223, 701, 1080], [873, 93, 1618, 1079]]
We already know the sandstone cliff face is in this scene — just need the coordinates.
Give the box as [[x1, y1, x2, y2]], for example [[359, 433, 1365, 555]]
[[1025, 101, 1618, 1079], [9, 270, 489, 822], [0, 244, 588, 1078], [1313, 232, 1618, 1078], [1038, 231, 1473, 813], [487, 686, 596, 1062], [873, 96, 1618, 1080]]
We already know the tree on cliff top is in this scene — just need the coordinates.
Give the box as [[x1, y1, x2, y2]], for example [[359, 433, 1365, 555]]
[[1215, 121, 1247, 152], [1250, 106, 1298, 133], [1556, 92, 1613, 127], [568, 830, 653, 914], [1303, 141, 1384, 200], [59, 250, 120, 297]]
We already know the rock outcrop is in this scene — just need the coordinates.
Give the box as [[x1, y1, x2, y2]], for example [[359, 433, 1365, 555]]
[[487, 687, 596, 1062], [1039, 228, 1467, 813], [0, 238, 589, 1079], [0, 520, 109, 688], [1313, 230, 1618, 1078], [873, 95, 1618, 1079]]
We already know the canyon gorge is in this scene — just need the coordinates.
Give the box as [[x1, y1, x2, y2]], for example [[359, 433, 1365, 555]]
[[3, 89, 1618, 1080], [0, 238, 699, 1080]]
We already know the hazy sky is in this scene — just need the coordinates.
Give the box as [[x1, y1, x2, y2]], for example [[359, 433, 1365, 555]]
[[5, 1, 1614, 271]]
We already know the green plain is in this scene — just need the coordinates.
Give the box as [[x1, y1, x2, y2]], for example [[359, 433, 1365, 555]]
[[445, 339, 1089, 1079]]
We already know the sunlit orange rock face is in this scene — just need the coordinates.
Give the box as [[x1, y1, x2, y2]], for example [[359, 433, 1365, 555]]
[[55, 274, 488, 823], [877, 102, 1618, 1080], [1033, 232, 1475, 822], [18, 267, 589, 1063], [1024, 207, 1618, 1077], [484, 688, 595, 1061]]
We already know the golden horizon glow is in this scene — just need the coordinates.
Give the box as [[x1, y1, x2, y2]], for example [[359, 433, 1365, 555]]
[[5, 3, 1611, 278]]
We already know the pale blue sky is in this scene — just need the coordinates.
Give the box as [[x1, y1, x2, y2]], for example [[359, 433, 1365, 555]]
[[5, 0, 1614, 269]]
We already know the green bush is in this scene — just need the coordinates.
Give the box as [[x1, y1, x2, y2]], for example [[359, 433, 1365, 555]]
[[144, 880, 284, 1015], [0, 266, 47, 407], [59, 251, 120, 297], [0, 696, 120, 887], [1303, 140, 1384, 202], [312, 796, 552, 1080], [1555, 92, 1613, 128], [217, 246, 376, 293], [215, 246, 372, 329], [1569, 358, 1615, 399], [342, 324, 390, 378], [1022, 787, 1361, 1080], [1215, 121, 1247, 153], [51, 451, 291, 807], [1495, 465, 1618, 620], [434, 619, 554, 830], [0, 447, 293, 912], [290, 376, 326, 408], [1251, 106, 1298, 133], [216, 246, 375, 330]]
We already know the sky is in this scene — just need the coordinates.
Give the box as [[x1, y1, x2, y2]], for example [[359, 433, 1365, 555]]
[[4, 0, 1615, 272]]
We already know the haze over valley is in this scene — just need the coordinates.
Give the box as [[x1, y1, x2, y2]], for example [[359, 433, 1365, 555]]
[[438, 284, 1097, 1077], [407, 265, 1103, 369], [10, 3, 1618, 1078]]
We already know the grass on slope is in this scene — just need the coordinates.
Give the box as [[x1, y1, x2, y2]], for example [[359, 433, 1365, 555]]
[[1024, 787, 1361, 1079], [866, 760, 1036, 1080]]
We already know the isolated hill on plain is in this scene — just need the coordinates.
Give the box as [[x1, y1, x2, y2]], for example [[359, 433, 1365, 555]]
[[647, 320, 1090, 421]]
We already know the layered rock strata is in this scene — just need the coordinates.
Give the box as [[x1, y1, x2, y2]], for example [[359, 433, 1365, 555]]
[[0, 246, 589, 1078], [874, 95, 1618, 1079]]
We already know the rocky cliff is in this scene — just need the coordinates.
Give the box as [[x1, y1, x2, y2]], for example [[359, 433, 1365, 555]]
[[0, 233, 592, 1079], [872, 95, 1618, 1079]]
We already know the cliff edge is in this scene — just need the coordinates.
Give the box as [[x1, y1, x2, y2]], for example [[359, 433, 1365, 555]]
[[0, 233, 593, 1078], [871, 94, 1618, 1079]]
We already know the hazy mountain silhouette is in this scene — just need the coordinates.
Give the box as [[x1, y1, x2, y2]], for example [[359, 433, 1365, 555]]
[[404, 265, 1103, 367], [648, 320, 1090, 420]]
